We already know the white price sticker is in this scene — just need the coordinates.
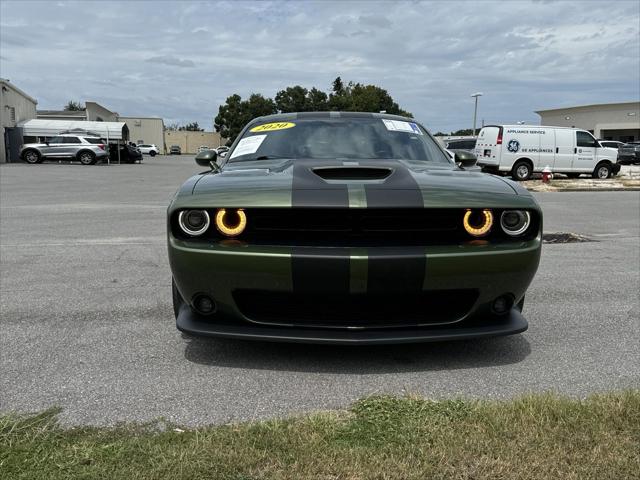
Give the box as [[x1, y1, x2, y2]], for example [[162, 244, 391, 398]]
[[382, 119, 422, 135], [230, 135, 267, 159]]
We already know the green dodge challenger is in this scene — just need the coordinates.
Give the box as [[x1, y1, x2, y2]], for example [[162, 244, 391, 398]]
[[168, 112, 542, 344]]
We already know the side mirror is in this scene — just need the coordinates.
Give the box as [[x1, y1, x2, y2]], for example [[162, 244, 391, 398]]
[[454, 150, 477, 168], [195, 149, 218, 169]]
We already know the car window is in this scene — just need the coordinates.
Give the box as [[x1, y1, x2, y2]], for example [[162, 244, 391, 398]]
[[62, 137, 81, 143], [84, 138, 104, 144], [576, 131, 597, 148], [230, 117, 450, 164], [49, 136, 64, 143]]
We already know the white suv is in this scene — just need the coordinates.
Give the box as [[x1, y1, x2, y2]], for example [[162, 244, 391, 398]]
[[21, 134, 109, 165], [137, 144, 160, 156]]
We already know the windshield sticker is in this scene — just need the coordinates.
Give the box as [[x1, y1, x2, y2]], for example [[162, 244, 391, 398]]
[[230, 135, 267, 159], [382, 119, 423, 135], [250, 122, 296, 133]]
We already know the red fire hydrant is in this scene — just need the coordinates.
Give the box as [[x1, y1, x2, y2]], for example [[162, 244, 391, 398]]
[[542, 165, 553, 183]]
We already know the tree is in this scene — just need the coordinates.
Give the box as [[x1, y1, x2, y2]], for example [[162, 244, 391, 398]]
[[178, 122, 203, 131], [452, 128, 474, 136], [165, 122, 180, 131], [214, 93, 276, 144], [64, 100, 84, 111], [214, 77, 411, 144], [275, 86, 309, 113]]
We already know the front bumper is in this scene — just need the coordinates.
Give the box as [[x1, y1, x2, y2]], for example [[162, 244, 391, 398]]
[[176, 303, 528, 344], [169, 235, 541, 343]]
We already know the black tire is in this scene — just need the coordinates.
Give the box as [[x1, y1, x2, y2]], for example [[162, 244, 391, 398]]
[[172, 278, 185, 320], [592, 162, 611, 179], [78, 151, 96, 165], [566, 173, 581, 179], [22, 149, 41, 164], [511, 160, 532, 181], [150, 151, 156, 157]]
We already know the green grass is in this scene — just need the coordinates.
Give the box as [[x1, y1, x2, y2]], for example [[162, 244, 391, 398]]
[[1, 392, 639, 480]]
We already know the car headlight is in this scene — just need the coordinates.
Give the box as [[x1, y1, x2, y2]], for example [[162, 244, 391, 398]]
[[178, 210, 210, 236], [215, 208, 247, 237], [500, 210, 531, 236], [463, 209, 493, 237]]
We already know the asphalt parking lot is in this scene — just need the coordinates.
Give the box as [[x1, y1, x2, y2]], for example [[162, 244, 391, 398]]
[[1, 156, 638, 426]]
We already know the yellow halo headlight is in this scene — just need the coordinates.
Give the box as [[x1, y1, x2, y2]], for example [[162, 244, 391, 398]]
[[463, 209, 493, 237], [215, 208, 247, 237]]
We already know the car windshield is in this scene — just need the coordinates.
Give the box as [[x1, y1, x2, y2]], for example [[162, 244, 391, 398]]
[[228, 117, 451, 164]]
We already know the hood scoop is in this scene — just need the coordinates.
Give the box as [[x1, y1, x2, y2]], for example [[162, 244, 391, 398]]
[[312, 166, 392, 181]]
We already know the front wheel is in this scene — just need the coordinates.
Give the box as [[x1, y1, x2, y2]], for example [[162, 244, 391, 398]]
[[511, 160, 532, 181], [78, 151, 96, 165], [593, 163, 611, 179], [150, 151, 156, 157]]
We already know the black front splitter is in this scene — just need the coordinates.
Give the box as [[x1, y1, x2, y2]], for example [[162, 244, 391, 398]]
[[176, 305, 528, 345]]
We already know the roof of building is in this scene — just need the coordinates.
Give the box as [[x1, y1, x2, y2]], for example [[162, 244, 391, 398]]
[[37, 109, 87, 117], [536, 101, 640, 114], [0, 78, 38, 104]]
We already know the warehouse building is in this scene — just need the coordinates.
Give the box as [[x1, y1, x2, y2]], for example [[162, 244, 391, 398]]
[[120, 117, 165, 153], [165, 130, 224, 154], [1, 78, 37, 163], [536, 101, 640, 142]]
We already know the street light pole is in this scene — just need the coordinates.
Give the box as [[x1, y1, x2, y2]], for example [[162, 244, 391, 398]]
[[471, 92, 483, 136]]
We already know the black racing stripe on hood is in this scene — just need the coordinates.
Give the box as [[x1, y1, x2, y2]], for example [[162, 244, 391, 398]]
[[367, 246, 426, 294], [364, 160, 424, 208], [291, 159, 351, 294], [291, 159, 349, 207], [291, 247, 350, 294]]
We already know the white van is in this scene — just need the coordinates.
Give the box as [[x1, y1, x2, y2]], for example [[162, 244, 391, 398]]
[[475, 125, 620, 180]]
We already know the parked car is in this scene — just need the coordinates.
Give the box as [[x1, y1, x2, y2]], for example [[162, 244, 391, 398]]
[[475, 125, 620, 180], [617, 142, 640, 165], [215, 146, 230, 157], [198, 145, 210, 153], [168, 112, 542, 344], [169, 145, 182, 155], [446, 138, 477, 153], [598, 140, 625, 150], [110, 143, 142, 164], [138, 144, 160, 156], [20, 134, 109, 165]]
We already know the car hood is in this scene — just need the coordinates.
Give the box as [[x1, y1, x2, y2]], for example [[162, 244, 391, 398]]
[[178, 158, 535, 209]]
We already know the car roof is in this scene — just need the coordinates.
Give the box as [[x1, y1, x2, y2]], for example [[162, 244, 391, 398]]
[[249, 111, 416, 126]]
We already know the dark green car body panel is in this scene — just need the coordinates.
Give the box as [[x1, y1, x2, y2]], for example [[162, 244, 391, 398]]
[[168, 112, 542, 344]]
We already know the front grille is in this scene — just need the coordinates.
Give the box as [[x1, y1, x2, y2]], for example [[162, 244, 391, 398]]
[[171, 208, 540, 246], [233, 289, 478, 328]]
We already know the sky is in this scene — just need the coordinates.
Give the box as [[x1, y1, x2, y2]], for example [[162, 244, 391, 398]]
[[1, 0, 639, 133]]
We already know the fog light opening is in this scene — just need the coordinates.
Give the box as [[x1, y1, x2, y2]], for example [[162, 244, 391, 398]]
[[192, 294, 217, 316], [492, 295, 514, 315]]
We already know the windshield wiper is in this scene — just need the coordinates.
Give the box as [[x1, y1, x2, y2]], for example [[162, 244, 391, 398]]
[[250, 155, 288, 161]]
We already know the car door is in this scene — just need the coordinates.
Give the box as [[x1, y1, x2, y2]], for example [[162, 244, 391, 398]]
[[553, 129, 574, 172], [44, 136, 65, 157], [575, 131, 598, 172], [63, 136, 82, 158]]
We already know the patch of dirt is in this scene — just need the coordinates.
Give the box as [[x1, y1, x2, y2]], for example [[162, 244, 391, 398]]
[[543, 232, 595, 244]]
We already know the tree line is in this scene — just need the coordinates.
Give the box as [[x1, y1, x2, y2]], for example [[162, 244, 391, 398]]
[[214, 77, 413, 144]]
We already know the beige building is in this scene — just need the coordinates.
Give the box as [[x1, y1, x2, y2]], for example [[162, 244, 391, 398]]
[[536, 101, 640, 142], [120, 117, 165, 151], [165, 130, 225, 154], [1, 78, 37, 163]]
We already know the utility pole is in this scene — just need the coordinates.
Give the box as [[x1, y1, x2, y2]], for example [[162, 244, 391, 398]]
[[471, 92, 483, 136]]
